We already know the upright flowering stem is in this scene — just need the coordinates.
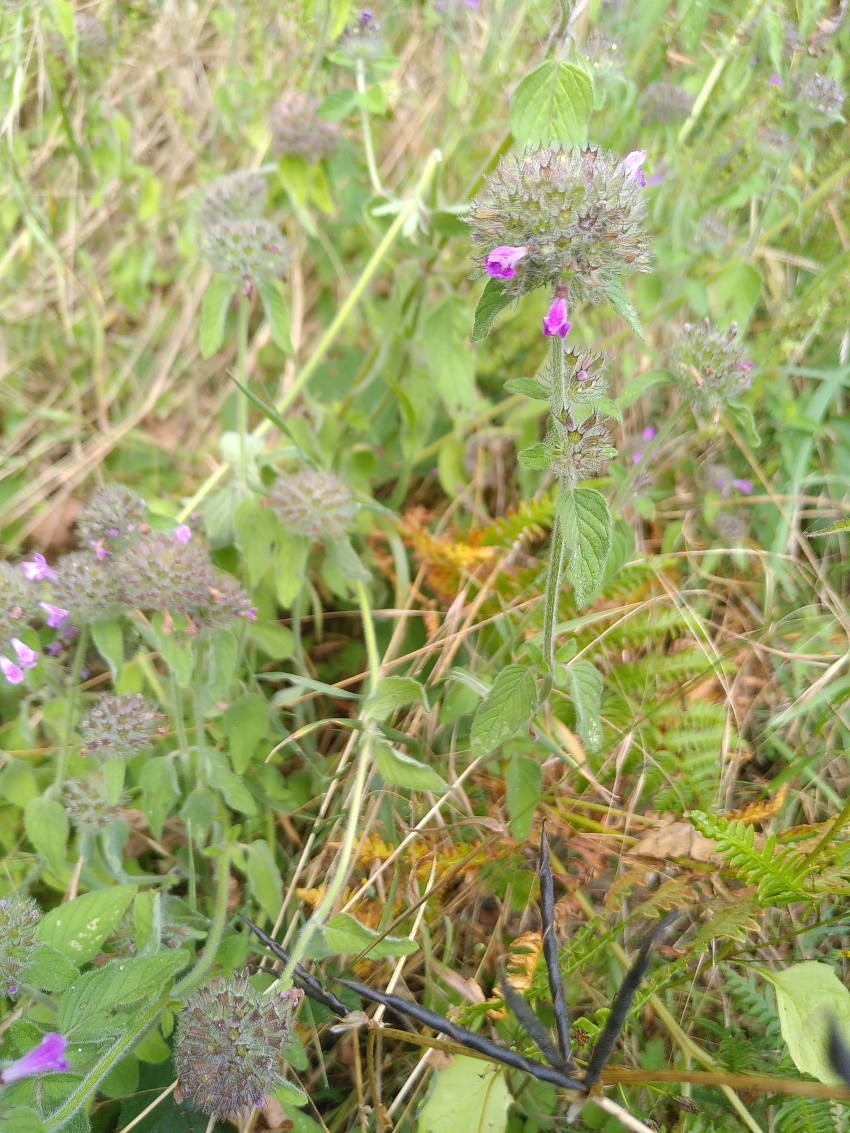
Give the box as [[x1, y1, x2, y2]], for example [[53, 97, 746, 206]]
[[169, 671, 191, 760], [237, 291, 250, 491], [275, 579, 379, 985], [52, 625, 89, 793], [540, 337, 568, 704], [356, 58, 383, 195]]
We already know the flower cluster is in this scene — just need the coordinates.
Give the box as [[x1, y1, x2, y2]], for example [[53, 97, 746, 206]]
[[794, 72, 845, 121], [338, 10, 384, 63], [47, 550, 126, 627], [197, 172, 287, 290], [80, 693, 161, 760], [670, 318, 754, 415], [269, 469, 356, 540], [0, 896, 40, 997], [547, 413, 617, 486], [0, 563, 39, 686], [270, 90, 340, 163], [76, 483, 148, 557], [173, 975, 299, 1118], [64, 774, 125, 835], [638, 82, 694, 123], [469, 143, 652, 323]]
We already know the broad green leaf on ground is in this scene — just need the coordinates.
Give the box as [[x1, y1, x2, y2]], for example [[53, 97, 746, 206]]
[[246, 839, 283, 921], [558, 488, 612, 608], [207, 749, 257, 815], [373, 739, 447, 791], [471, 277, 512, 342], [37, 886, 137, 963], [363, 676, 429, 722], [258, 280, 292, 354], [325, 913, 418, 958], [505, 754, 541, 842], [249, 620, 295, 661], [423, 297, 476, 416], [417, 1055, 512, 1133], [761, 961, 850, 1084], [470, 665, 538, 757], [603, 279, 644, 340], [568, 660, 603, 752], [24, 797, 68, 874], [200, 275, 236, 357], [510, 59, 593, 147], [204, 627, 239, 706]]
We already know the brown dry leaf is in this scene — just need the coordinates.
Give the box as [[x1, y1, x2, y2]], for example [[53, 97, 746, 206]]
[[630, 822, 723, 865], [724, 783, 788, 825], [261, 1094, 294, 1131], [486, 930, 543, 1020], [30, 496, 81, 552]]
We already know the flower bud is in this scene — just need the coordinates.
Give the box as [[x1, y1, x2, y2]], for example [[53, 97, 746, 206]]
[[671, 319, 755, 414], [543, 297, 572, 339]]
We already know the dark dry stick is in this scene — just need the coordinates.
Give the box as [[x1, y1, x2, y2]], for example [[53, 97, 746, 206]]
[[829, 1023, 850, 1088], [539, 820, 575, 1069], [241, 915, 350, 1018], [500, 979, 569, 1072]]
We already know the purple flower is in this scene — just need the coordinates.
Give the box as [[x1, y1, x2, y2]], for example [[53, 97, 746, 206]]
[[45, 642, 64, 656], [648, 170, 663, 187], [61, 624, 79, 639], [736, 360, 754, 373], [632, 451, 644, 464], [642, 426, 657, 441], [174, 524, 192, 545], [239, 607, 259, 621], [1, 1033, 69, 1083], [7, 985, 16, 997], [484, 245, 528, 279], [11, 639, 38, 669], [732, 478, 753, 494], [39, 602, 69, 629], [0, 657, 24, 685], [21, 553, 56, 581], [542, 297, 571, 339], [622, 150, 647, 187], [90, 540, 112, 560], [769, 72, 784, 87]]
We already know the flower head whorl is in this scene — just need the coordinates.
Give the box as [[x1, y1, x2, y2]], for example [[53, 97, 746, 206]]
[[197, 172, 288, 286], [338, 12, 384, 62], [76, 484, 148, 555], [64, 775, 125, 835], [173, 974, 300, 1119], [794, 72, 845, 121], [80, 693, 161, 760], [0, 896, 40, 996], [548, 412, 617, 486], [269, 470, 356, 541], [270, 90, 341, 163], [670, 319, 754, 414], [469, 144, 652, 307], [0, 562, 37, 664], [47, 551, 125, 626]]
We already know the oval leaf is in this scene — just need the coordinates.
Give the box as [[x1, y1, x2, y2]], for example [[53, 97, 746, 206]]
[[200, 275, 236, 358], [763, 961, 850, 1084], [510, 59, 593, 148], [470, 665, 538, 757], [373, 740, 447, 791], [558, 488, 612, 609]]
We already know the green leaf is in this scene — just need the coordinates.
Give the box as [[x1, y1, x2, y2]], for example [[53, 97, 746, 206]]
[[207, 749, 257, 815], [133, 890, 160, 955], [423, 298, 476, 417], [417, 1055, 512, 1133], [103, 758, 125, 805], [37, 885, 137, 963], [357, 84, 387, 114], [568, 660, 603, 752], [604, 279, 644, 340], [510, 59, 593, 147], [58, 950, 190, 1036], [223, 693, 269, 774], [471, 277, 512, 342], [505, 754, 541, 842], [616, 368, 671, 409], [517, 442, 551, 470], [470, 665, 538, 757], [363, 677, 429, 722], [316, 87, 358, 121], [139, 757, 180, 839], [726, 399, 761, 447], [181, 786, 218, 831], [558, 488, 612, 608], [220, 431, 265, 492], [247, 839, 283, 921], [273, 1080, 310, 1109], [275, 530, 309, 607], [200, 276, 236, 358], [24, 797, 68, 874], [249, 620, 295, 661], [100, 1054, 139, 1099], [0, 1109, 47, 1133], [258, 280, 292, 354], [325, 912, 418, 958], [205, 483, 239, 549], [322, 536, 371, 599], [587, 395, 623, 423], [49, 0, 76, 47], [504, 377, 549, 399], [151, 611, 194, 689], [233, 496, 279, 587], [204, 628, 239, 707], [373, 739, 447, 791], [133, 1026, 170, 1062], [760, 962, 850, 1084], [91, 619, 123, 684], [808, 516, 850, 536], [21, 942, 79, 992]]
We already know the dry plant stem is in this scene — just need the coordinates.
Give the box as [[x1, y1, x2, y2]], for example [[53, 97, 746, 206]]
[[52, 624, 90, 793], [612, 403, 686, 513], [237, 290, 249, 490], [176, 151, 441, 523], [590, 1097, 657, 1133], [357, 58, 383, 196]]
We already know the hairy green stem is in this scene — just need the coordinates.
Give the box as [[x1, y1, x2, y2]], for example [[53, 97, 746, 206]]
[[612, 403, 686, 513], [169, 671, 190, 757], [174, 840, 232, 996], [237, 291, 249, 491], [356, 59, 383, 195], [52, 624, 89, 793], [357, 578, 380, 690], [539, 510, 567, 705], [175, 151, 441, 523]]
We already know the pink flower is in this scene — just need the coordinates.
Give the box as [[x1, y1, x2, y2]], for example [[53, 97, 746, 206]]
[[769, 72, 784, 87], [484, 246, 528, 279], [632, 451, 644, 464], [90, 540, 111, 560], [11, 639, 38, 669], [239, 607, 259, 621], [0, 657, 24, 685], [642, 426, 657, 441], [1, 1033, 69, 1083], [21, 553, 56, 581], [45, 642, 64, 656], [39, 602, 69, 629], [174, 524, 192, 545], [622, 150, 647, 187], [543, 297, 571, 339], [732, 479, 753, 494]]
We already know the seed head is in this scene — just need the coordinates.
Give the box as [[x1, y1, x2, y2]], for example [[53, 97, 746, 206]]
[[794, 72, 845, 121], [119, 535, 254, 632], [270, 90, 341, 163], [548, 412, 617, 485], [338, 12, 384, 63], [671, 319, 754, 414], [47, 551, 125, 625], [468, 144, 652, 307], [269, 470, 356, 540], [80, 693, 161, 760], [64, 775, 125, 835], [173, 975, 300, 1119], [76, 483, 148, 555], [638, 82, 694, 123], [198, 172, 268, 223], [0, 896, 40, 996], [198, 217, 288, 285]]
